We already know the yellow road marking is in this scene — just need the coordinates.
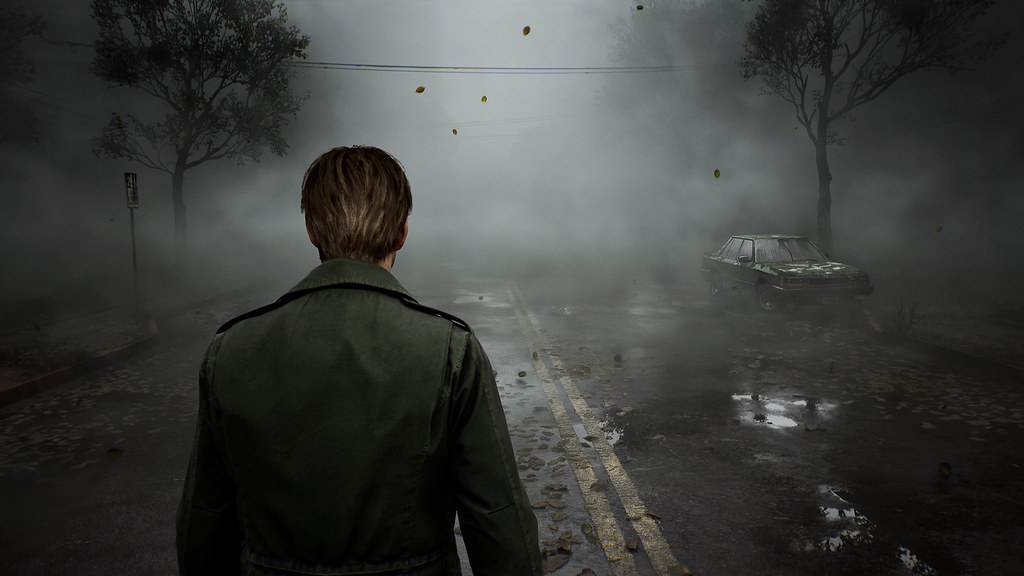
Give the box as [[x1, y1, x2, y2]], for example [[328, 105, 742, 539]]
[[508, 285, 639, 576], [509, 284, 690, 576]]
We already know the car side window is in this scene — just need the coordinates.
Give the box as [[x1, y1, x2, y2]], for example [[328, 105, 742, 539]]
[[737, 239, 753, 261], [721, 238, 741, 260]]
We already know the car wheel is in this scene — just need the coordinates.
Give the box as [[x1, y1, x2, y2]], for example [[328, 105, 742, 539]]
[[756, 284, 779, 312], [709, 275, 722, 297]]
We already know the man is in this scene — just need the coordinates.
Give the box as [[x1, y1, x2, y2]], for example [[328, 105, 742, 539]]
[[176, 146, 541, 575]]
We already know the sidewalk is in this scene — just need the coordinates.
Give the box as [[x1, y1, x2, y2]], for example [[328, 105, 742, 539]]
[[861, 296, 1024, 380], [0, 306, 158, 408], [0, 280, 281, 409]]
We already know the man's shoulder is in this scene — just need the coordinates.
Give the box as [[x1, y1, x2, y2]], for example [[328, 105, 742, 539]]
[[215, 284, 471, 335]]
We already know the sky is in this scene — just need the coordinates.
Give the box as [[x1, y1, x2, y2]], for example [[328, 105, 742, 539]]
[[2, 0, 1023, 310]]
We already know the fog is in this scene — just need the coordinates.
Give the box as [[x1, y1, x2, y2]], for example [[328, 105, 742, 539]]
[[2, 0, 1023, 316]]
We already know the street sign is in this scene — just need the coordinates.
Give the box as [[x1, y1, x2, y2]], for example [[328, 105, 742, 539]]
[[125, 172, 139, 208]]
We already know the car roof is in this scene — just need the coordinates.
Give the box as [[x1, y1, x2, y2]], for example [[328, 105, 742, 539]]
[[731, 234, 807, 240]]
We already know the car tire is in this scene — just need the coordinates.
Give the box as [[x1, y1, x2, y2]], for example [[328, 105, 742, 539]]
[[756, 284, 779, 312]]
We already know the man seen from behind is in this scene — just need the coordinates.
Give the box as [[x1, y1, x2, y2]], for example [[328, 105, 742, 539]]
[[176, 145, 542, 575]]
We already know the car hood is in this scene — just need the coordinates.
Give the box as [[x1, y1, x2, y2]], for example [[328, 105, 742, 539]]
[[753, 261, 864, 276]]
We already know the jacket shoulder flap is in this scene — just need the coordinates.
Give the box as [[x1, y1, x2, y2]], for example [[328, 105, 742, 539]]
[[215, 283, 472, 335]]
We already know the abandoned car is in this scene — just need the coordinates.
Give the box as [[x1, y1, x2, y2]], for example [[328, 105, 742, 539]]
[[700, 234, 873, 311]]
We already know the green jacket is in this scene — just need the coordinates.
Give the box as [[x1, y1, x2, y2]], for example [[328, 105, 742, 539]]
[[176, 258, 541, 576]]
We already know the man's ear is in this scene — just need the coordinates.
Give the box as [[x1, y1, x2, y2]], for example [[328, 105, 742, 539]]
[[394, 218, 409, 251], [306, 223, 318, 247]]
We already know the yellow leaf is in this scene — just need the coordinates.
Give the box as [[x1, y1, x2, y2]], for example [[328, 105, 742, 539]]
[[415, 86, 425, 93], [481, 95, 487, 103], [714, 168, 721, 179], [935, 225, 942, 232], [523, 26, 531, 36], [452, 128, 457, 135]]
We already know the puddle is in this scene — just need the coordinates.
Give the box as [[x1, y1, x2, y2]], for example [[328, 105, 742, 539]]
[[897, 545, 938, 575], [808, 486, 874, 552], [598, 420, 623, 446], [731, 393, 837, 430]]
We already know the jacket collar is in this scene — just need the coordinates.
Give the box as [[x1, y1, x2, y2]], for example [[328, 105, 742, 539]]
[[285, 258, 414, 301]]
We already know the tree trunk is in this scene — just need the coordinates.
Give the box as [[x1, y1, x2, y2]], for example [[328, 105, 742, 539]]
[[815, 135, 833, 257], [171, 160, 188, 271]]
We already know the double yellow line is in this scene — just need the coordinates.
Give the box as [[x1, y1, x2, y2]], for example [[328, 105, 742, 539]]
[[506, 284, 690, 576]]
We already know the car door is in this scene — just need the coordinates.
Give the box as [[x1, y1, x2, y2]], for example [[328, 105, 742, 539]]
[[731, 238, 760, 286]]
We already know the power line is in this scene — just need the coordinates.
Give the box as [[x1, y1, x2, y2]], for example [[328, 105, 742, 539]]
[[291, 61, 703, 74]]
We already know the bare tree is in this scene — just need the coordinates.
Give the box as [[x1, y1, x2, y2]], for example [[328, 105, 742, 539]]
[[739, 0, 1003, 255], [90, 0, 310, 267]]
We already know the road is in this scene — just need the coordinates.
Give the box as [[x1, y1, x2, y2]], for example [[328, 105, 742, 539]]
[[2, 264, 1022, 575]]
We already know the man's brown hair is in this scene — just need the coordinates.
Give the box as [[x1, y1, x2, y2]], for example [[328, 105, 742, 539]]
[[301, 146, 412, 263]]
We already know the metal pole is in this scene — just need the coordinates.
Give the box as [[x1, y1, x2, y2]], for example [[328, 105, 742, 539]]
[[130, 206, 138, 308]]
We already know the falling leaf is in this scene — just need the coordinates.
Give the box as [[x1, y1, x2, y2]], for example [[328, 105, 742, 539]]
[[107, 448, 124, 460], [523, 26, 531, 36], [714, 168, 721, 179], [731, 285, 738, 291], [533, 351, 538, 360], [613, 353, 623, 362], [582, 365, 591, 374], [452, 129, 458, 135], [518, 371, 527, 378], [415, 86, 425, 93], [481, 95, 488, 103], [794, 126, 799, 130], [935, 225, 942, 232], [636, 5, 644, 11]]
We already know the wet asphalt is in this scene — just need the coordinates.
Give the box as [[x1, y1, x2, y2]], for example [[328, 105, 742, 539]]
[[1, 264, 1022, 575]]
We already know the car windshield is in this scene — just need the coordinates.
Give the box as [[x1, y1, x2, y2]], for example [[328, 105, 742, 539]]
[[754, 238, 827, 263]]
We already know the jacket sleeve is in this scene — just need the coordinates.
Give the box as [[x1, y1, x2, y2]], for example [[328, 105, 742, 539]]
[[176, 336, 242, 575], [448, 330, 542, 576]]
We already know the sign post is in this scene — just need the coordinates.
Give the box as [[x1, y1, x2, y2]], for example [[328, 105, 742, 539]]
[[124, 172, 139, 308]]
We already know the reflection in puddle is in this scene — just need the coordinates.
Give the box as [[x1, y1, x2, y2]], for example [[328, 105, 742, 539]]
[[731, 393, 837, 430], [897, 546, 938, 575], [797, 487, 937, 572], [814, 486, 873, 552], [598, 420, 622, 446]]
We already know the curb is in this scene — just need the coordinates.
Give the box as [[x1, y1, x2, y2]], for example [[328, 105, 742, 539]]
[[0, 332, 159, 409], [861, 307, 1024, 382], [0, 283, 275, 410]]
